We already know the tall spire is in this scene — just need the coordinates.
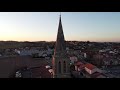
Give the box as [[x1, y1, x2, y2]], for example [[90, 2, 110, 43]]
[[54, 13, 66, 55], [52, 13, 70, 78], [60, 12, 61, 17]]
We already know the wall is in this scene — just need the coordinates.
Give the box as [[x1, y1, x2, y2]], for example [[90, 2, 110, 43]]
[[85, 67, 98, 74]]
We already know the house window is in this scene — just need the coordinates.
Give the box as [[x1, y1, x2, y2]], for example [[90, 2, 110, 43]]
[[63, 61, 66, 73], [58, 61, 61, 73]]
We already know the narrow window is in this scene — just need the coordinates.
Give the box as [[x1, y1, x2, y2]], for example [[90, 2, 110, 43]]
[[63, 61, 66, 73], [58, 61, 61, 73]]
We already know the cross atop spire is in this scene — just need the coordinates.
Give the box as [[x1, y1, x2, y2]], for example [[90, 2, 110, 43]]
[[60, 12, 61, 17]]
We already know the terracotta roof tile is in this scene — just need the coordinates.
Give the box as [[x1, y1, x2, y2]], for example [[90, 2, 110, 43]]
[[30, 65, 51, 78], [75, 61, 83, 66], [85, 63, 96, 70], [78, 64, 85, 69]]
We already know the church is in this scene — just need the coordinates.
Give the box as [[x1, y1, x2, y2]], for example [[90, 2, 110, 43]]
[[52, 15, 71, 78]]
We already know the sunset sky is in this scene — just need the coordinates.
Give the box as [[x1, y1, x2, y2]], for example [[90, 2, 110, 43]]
[[0, 12, 120, 42]]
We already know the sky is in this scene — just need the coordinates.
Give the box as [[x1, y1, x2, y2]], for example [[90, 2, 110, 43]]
[[0, 12, 120, 42]]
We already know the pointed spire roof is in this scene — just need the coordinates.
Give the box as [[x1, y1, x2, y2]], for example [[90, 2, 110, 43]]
[[54, 14, 66, 55]]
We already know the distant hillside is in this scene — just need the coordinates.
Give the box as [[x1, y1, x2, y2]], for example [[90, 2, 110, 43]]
[[0, 41, 25, 49], [0, 41, 55, 49]]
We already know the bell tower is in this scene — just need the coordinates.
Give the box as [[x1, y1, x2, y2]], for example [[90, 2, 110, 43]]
[[52, 14, 70, 78]]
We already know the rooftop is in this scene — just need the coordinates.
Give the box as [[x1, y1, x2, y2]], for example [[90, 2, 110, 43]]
[[30, 66, 51, 78], [85, 63, 96, 70], [75, 61, 83, 66]]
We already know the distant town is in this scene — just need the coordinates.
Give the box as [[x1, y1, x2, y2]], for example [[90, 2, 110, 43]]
[[0, 14, 120, 78], [0, 40, 120, 78]]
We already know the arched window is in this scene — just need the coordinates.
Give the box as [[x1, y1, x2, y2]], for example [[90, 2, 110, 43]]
[[58, 61, 61, 73], [63, 61, 66, 73]]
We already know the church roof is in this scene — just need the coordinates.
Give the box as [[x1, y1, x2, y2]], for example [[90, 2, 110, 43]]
[[54, 15, 66, 55]]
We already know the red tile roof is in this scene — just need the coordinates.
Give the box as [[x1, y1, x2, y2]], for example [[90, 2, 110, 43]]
[[85, 63, 96, 70], [81, 69, 106, 78], [30, 65, 52, 78], [75, 61, 83, 66], [78, 64, 85, 69]]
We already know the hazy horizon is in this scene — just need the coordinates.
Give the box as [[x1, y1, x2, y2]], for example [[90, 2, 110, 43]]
[[0, 40, 120, 43], [0, 12, 120, 42]]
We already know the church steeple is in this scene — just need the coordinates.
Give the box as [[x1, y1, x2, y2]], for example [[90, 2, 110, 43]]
[[52, 14, 70, 78], [54, 14, 66, 55]]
